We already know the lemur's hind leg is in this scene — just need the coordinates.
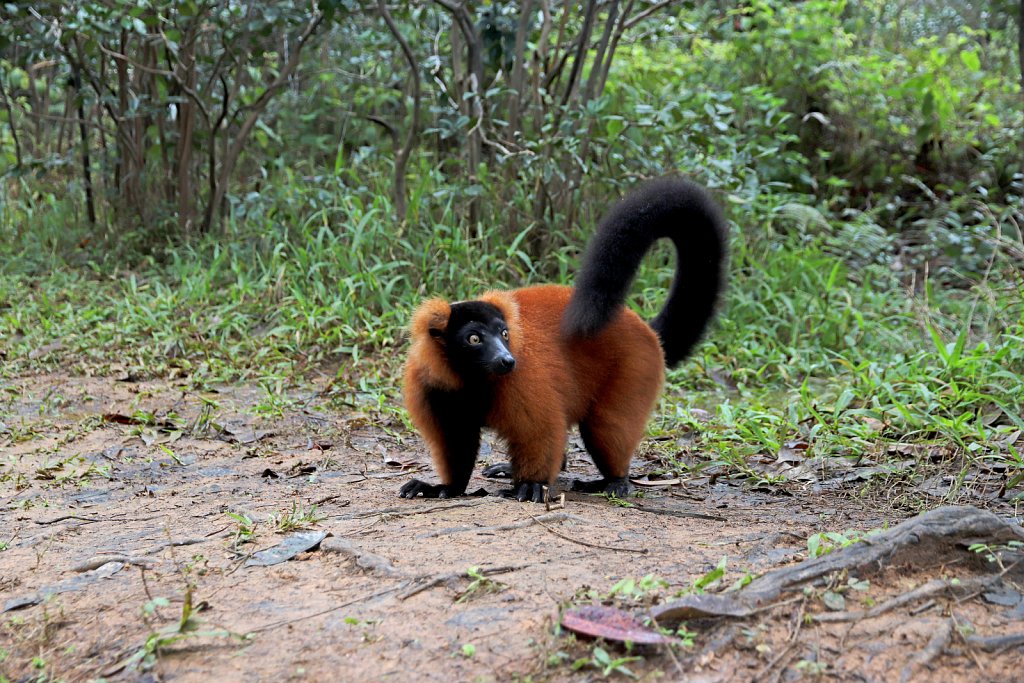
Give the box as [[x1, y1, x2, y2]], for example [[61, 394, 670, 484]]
[[573, 362, 662, 497]]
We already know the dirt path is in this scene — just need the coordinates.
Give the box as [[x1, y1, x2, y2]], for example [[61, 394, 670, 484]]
[[1, 373, 1022, 682]]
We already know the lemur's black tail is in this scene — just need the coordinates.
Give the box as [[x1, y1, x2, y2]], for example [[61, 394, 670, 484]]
[[562, 177, 727, 368]]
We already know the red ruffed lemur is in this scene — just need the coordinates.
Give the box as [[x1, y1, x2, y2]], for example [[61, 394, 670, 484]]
[[400, 177, 727, 502]]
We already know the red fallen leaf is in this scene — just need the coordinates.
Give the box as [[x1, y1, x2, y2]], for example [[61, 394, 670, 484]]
[[561, 605, 676, 645]]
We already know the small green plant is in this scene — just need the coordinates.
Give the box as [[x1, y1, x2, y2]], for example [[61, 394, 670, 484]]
[[571, 646, 642, 679], [601, 493, 636, 508], [807, 528, 883, 559], [342, 616, 379, 643], [794, 658, 828, 676], [968, 540, 1024, 572], [191, 396, 222, 435], [460, 643, 476, 658], [673, 625, 697, 648], [226, 512, 257, 546], [270, 503, 322, 533], [252, 381, 294, 418], [456, 566, 508, 603], [690, 557, 728, 593], [126, 587, 247, 670], [728, 571, 755, 592], [609, 574, 668, 602], [34, 454, 112, 486]]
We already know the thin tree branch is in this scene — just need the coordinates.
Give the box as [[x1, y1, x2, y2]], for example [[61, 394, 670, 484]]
[[559, 0, 599, 107], [0, 74, 23, 167], [623, 0, 677, 30], [378, 0, 422, 221], [202, 11, 326, 233]]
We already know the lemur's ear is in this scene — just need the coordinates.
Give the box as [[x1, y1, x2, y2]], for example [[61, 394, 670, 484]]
[[412, 299, 451, 344]]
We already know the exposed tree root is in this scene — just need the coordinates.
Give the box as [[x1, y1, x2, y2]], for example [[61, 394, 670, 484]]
[[900, 618, 953, 683], [813, 575, 1002, 623], [963, 632, 1024, 653], [737, 505, 1023, 608], [653, 506, 1023, 623]]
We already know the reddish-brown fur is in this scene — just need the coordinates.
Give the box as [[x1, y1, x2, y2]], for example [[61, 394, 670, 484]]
[[404, 284, 664, 488]]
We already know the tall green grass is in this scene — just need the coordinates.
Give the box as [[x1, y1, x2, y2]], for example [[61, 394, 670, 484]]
[[2, 158, 1022, 501]]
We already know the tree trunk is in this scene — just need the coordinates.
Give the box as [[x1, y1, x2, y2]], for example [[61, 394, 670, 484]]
[[433, 0, 483, 224], [0, 74, 22, 168], [1019, 0, 1023, 97], [71, 68, 96, 227], [378, 0, 421, 223], [176, 38, 197, 233], [559, 0, 599, 108], [202, 13, 325, 234], [507, 0, 535, 138]]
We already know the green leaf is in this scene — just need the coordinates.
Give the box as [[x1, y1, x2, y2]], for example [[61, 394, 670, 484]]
[[605, 117, 625, 137], [694, 557, 727, 590], [959, 50, 980, 72], [822, 590, 846, 611]]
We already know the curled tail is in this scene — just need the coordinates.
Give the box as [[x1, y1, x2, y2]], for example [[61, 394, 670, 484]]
[[563, 177, 727, 367]]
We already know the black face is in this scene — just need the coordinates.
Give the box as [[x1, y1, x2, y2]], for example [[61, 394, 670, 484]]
[[436, 301, 516, 379]]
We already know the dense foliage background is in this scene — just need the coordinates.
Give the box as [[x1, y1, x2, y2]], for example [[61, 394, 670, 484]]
[[2, 0, 1023, 497]]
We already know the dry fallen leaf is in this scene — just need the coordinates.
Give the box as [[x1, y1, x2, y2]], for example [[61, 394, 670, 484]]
[[561, 604, 677, 645]]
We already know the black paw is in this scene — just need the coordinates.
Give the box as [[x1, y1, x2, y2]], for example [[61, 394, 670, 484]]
[[571, 477, 633, 498], [481, 462, 513, 479], [501, 482, 550, 503], [603, 477, 633, 498], [399, 479, 466, 499]]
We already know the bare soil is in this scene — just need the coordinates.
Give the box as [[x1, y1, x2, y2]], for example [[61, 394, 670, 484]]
[[1, 372, 1022, 682]]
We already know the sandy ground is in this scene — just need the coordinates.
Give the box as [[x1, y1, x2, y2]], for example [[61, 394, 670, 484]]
[[1, 372, 1022, 682]]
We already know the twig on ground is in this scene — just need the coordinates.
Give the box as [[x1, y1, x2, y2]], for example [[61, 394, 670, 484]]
[[249, 585, 403, 633], [34, 515, 108, 525], [632, 504, 727, 522], [313, 494, 350, 507], [398, 564, 527, 601], [71, 555, 155, 572], [530, 514, 648, 554], [755, 642, 797, 683], [143, 530, 231, 556], [815, 575, 1001, 623], [909, 600, 937, 616], [952, 611, 989, 675], [417, 511, 587, 538], [900, 618, 953, 683], [788, 597, 807, 643], [342, 499, 492, 521], [648, 616, 684, 676]]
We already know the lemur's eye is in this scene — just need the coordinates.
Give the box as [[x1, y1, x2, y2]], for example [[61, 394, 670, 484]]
[[501, 329, 509, 340], [468, 334, 482, 345]]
